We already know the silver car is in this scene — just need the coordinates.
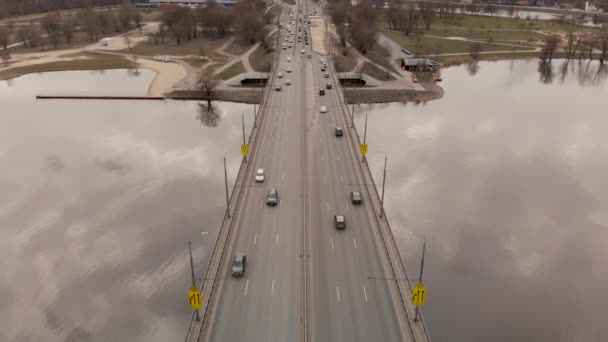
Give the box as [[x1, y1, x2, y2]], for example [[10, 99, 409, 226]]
[[231, 254, 247, 277]]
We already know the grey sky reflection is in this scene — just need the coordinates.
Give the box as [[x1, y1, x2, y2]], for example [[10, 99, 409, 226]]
[[0, 71, 250, 342], [356, 60, 608, 342]]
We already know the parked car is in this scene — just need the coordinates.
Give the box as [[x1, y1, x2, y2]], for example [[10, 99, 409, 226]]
[[266, 188, 279, 206], [320, 106, 328, 113], [335, 127, 343, 137], [231, 254, 247, 277], [402, 48, 412, 55], [255, 168, 265, 182], [334, 214, 346, 230], [351, 191, 362, 204]]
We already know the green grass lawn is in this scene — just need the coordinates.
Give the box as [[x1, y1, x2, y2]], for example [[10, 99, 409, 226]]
[[422, 27, 545, 41], [249, 44, 274, 72], [0, 52, 133, 80], [365, 41, 401, 74], [382, 30, 532, 56], [360, 61, 396, 81], [379, 13, 601, 34], [216, 61, 246, 80], [130, 35, 231, 57], [225, 40, 255, 56]]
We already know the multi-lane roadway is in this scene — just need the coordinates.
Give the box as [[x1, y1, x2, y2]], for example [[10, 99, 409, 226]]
[[198, 0, 425, 341]]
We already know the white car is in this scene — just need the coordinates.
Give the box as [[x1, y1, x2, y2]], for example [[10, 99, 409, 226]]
[[287, 57, 292, 62], [278, 72, 283, 78], [255, 169, 265, 182], [286, 79, 291, 85], [286, 67, 292, 73], [300, 49, 305, 55], [307, 53, 312, 58], [320, 106, 328, 113]]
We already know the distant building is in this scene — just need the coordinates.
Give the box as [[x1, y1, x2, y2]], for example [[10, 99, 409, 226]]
[[148, 0, 239, 7], [400, 58, 442, 72]]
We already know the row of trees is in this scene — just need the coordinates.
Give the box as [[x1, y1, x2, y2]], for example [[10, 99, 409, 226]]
[[0, 0, 121, 18], [150, 0, 271, 47], [0, 1, 141, 50]]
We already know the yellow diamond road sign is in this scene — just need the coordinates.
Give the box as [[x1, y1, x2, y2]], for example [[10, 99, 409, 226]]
[[360, 144, 368, 155], [188, 286, 202, 310], [412, 282, 426, 306], [241, 144, 249, 156]]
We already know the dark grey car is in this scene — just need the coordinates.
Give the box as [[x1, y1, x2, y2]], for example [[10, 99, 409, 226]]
[[335, 127, 343, 137], [266, 188, 279, 206], [334, 214, 346, 230], [351, 191, 362, 204], [231, 254, 247, 277]]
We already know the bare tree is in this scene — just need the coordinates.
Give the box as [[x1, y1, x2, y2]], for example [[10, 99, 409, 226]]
[[0, 49, 10, 65], [48, 31, 61, 48], [420, 1, 436, 30], [598, 29, 608, 64], [540, 35, 559, 61], [0, 26, 9, 50], [79, 8, 101, 41], [119, 1, 132, 31], [197, 102, 222, 127], [41, 12, 61, 35], [469, 41, 482, 61], [61, 19, 75, 43], [6, 20, 15, 33], [196, 69, 218, 97]]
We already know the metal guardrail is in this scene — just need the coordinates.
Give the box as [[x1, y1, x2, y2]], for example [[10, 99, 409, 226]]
[[328, 57, 432, 342], [183, 9, 284, 342]]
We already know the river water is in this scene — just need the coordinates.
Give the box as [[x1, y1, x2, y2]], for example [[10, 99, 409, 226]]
[[0, 70, 253, 342], [355, 59, 608, 342]]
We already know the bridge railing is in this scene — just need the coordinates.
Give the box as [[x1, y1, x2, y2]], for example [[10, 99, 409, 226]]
[[328, 56, 432, 342]]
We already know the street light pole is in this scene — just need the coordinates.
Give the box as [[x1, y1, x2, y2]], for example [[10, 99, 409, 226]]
[[414, 238, 427, 322], [253, 104, 257, 128], [380, 154, 387, 218], [351, 103, 355, 128], [188, 241, 200, 321], [362, 112, 368, 163], [224, 156, 231, 218], [241, 112, 247, 163]]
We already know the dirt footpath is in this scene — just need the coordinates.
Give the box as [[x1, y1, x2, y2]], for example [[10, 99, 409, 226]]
[[310, 18, 327, 55]]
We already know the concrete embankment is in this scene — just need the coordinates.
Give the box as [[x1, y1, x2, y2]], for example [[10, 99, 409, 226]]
[[168, 84, 442, 104]]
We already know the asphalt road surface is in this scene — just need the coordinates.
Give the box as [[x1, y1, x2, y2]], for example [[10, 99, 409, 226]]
[[207, 0, 414, 341]]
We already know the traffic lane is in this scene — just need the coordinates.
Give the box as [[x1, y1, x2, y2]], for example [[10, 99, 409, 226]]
[[312, 68, 405, 340], [210, 53, 302, 341]]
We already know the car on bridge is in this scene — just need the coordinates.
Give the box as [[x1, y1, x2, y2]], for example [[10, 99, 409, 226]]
[[286, 79, 291, 86], [324, 72, 330, 78], [320, 106, 327, 113], [326, 82, 332, 89], [266, 188, 279, 206], [275, 84, 282, 91], [319, 88, 325, 95], [255, 169, 265, 182], [231, 254, 247, 277], [334, 214, 346, 230], [335, 127, 343, 137], [351, 191, 362, 204]]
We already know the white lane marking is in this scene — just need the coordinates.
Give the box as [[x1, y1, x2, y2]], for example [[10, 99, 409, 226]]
[[285, 136, 288, 143], [346, 202, 350, 212], [330, 237, 334, 249], [336, 286, 341, 303], [271, 279, 275, 296], [326, 202, 330, 213], [337, 156, 340, 161], [244, 280, 249, 296], [341, 176, 344, 184], [282, 173, 285, 181], [321, 155, 324, 161], [253, 233, 257, 245], [363, 285, 368, 302], [353, 237, 358, 249], [276, 232, 279, 245], [320, 137, 322, 143], [260, 199, 263, 208], [279, 199, 282, 208], [323, 176, 327, 184]]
